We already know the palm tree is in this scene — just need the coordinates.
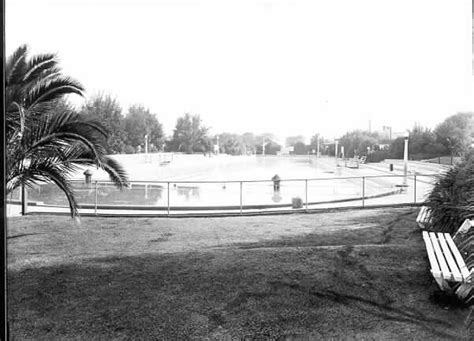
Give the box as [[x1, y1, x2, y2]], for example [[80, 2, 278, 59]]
[[6, 45, 128, 217]]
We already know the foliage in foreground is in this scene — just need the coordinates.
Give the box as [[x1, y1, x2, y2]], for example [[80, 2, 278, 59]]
[[425, 149, 474, 233], [5, 45, 128, 216]]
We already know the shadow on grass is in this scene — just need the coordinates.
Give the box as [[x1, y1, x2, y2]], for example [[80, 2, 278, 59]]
[[7, 208, 471, 339], [7, 233, 46, 240], [8, 243, 472, 340]]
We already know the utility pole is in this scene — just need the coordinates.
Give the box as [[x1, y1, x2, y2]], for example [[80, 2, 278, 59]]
[[402, 132, 409, 187], [383, 126, 392, 141]]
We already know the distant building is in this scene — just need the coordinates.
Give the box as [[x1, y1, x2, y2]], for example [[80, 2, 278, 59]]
[[278, 146, 293, 155]]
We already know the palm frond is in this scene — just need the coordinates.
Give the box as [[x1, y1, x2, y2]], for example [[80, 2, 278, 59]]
[[6, 45, 28, 86], [22, 53, 58, 84], [29, 132, 106, 163], [6, 44, 129, 217], [25, 75, 84, 109], [100, 156, 129, 189], [16, 159, 79, 217]]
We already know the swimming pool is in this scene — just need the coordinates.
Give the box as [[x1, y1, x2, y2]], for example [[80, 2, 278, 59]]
[[12, 154, 442, 215]]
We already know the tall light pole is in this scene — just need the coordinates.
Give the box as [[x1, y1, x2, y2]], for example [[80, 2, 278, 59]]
[[402, 131, 409, 187], [446, 137, 453, 165], [383, 126, 392, 141], [316, 135, 320, 157]]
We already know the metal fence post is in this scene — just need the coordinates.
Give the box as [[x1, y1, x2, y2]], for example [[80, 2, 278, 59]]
[[94, 181, 98, 215], [240, 181, 243, 215], [21, 184, 28, 215], [414, 174, 417, 204], [362, 176, 365, 207], [167, 182, 170, 216], [305, 179, 308, 212]]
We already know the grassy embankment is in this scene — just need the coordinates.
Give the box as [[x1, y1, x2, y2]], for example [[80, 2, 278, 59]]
[[7, 207, 473, 339]]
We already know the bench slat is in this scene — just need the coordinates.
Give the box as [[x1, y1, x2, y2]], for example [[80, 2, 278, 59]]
[[437, 233, 463, 281], [429, 232, 452, 280], [422, 231, 442, 277], [445, 233, 471, 281]]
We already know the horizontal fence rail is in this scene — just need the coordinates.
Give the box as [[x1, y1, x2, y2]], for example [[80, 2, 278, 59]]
[[9, 174, 439, 217]]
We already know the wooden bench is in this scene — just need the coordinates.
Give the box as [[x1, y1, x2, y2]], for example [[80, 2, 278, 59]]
[[422, 230, 473, 291], [416, 206, 432, 229]]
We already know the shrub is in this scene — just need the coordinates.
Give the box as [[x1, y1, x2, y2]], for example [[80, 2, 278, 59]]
[[366, 150, 391, 163], [424, 149, 474, 233], [124, 145, 136, 154]]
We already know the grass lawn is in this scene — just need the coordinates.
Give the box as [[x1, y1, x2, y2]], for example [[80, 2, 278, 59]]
[[7, 207, 473, 340]]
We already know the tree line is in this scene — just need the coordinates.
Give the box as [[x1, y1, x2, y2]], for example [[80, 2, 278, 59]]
[[69, 94, 290, 155], [282, 113, 473, 161], [337, 113, 473, 162], [71, 91, 473, 161]]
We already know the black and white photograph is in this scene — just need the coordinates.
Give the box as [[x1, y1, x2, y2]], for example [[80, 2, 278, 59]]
[[3, 0, 474, 339]]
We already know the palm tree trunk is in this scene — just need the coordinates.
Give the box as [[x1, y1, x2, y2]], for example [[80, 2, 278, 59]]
[[21, 183, 28, 215]]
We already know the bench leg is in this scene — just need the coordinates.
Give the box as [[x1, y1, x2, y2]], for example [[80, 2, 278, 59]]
[[432, 272, 451, 291], [435, 278, 452, 291]]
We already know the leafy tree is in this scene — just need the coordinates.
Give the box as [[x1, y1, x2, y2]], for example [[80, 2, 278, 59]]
[[309, 133, 322, 154], [241, 132, 257, 154], [218, 133, 245, 155], [388, 125, 448, 160], [285, 135, 305, 147], [293, 142, 308, 155], [284, 135, 308, 155], [255, 133, 281, 155], [124, 104, 164, 152], [79, 93, 126, 154], [408, 125, 447, 158], [435, 112, 474, 156], [5, 45, 128, 217], [168, 113, 209, 153], [387, 137, 405, 159], [338, 130, 380, 157]]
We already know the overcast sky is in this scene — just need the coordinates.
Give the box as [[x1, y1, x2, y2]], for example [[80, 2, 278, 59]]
[[6, 0, 474, 141]]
